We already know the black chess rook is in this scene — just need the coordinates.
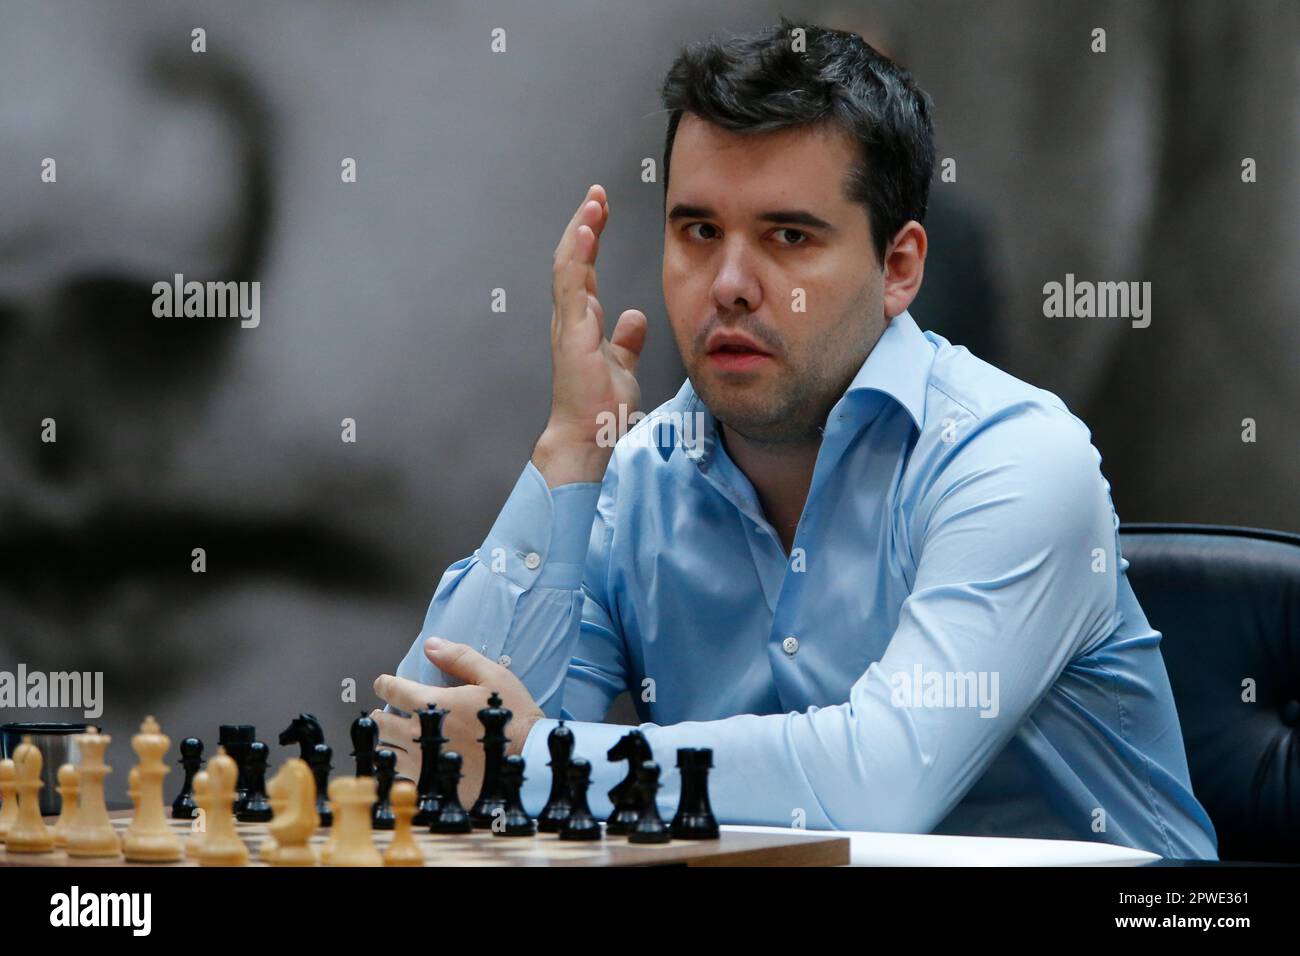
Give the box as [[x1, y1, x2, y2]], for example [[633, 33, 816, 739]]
[[671, 747, 720, 840]]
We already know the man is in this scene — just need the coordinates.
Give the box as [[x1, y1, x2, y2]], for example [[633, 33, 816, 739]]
[[372, 18, 1217, 858]]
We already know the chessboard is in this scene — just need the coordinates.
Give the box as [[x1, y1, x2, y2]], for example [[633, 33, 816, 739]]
[[0, 811, 848, 867], [1, 712, 850, 868]]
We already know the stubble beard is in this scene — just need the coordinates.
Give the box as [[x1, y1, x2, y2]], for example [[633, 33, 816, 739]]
[[691, 354, 833, 446]]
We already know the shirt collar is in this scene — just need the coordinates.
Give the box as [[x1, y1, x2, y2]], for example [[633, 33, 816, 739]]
[[655, 309, 934, 464], [839, 308, 933, 432]]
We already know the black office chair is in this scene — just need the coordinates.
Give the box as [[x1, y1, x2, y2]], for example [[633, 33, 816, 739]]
[[1120, 523, 1300, 863]]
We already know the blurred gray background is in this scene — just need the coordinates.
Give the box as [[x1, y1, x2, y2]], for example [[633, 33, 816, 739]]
[[0, 0, 1296, 778]]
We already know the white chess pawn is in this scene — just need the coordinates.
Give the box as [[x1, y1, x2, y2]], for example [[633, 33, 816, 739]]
[[51, 764, 81, 848], [193, 748, 249, 866], [0, 758, 18, 842], [383, 780, 424, 867], [5, 737, 54, 853]]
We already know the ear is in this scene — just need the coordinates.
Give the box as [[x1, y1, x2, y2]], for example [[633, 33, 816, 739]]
[[882, 221, 927, 320]]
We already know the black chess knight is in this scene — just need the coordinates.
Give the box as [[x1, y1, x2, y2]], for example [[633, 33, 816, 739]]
[[278, 713, 326, 761], [606, 730, 652, 835]]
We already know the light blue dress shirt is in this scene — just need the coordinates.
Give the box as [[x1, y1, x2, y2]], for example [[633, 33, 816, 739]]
[[395, 309, 1218, 859]]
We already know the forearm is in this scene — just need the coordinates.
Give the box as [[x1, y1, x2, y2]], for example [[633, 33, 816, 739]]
[[512, 712, 826, 827], [394, 458, 603, 712], [517, 648, 1044, 834], [518, 701, 905, 831]]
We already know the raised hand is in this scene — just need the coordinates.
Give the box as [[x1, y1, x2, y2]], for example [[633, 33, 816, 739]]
[[533, 184, 648, 487]]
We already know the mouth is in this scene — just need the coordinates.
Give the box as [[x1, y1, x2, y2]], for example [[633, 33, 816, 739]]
[[707, 329, 774, 369], [706, 344, 774, 373]]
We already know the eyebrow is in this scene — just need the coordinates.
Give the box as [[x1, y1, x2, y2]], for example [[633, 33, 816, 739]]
[[666, 203, 835, 232]]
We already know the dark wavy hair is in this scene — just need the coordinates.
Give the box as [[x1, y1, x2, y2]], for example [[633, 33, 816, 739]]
[[660, 16, 935, 266]]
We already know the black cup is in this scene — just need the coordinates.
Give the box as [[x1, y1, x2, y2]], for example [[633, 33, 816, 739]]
[[0, 722, 90, 815]]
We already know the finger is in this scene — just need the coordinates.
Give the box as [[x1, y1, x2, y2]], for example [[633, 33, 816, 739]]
[[585, 203, 608, 299], [566, 185, 606, 246], [587, 291, 605, 326], [554, 192, 609, 330], [368, 709, 412, 752], [608, 309, 648, 373], [553, 186, 607, 275], [555, 187, 598, 261], [424, 637, 504, 686], [372, 673, 442, 715], [556, 222, 602, 336]]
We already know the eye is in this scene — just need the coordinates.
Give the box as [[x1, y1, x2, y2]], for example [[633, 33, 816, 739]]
[[684, 222, 719, 241], [772, 228, 809, 246]]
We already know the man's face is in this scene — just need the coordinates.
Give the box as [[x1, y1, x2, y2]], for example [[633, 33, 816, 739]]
[[662, 113, 886, 444]]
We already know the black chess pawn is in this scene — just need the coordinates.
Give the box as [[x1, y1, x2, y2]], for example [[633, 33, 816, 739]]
[[218, 724, 255, 812], [537, 720, 575, 833], [605, 730, 651, 835], [278, 713, 325, 761], [309, 743, 334, 827], [430, 751, 472, 834], [469, 691, 511, 829], [236, 741, 274, 822], [372, 749, 397, 830], [671, 747, 719, 840], [492, 755, 535, 837], [412, 704, 449, 827], [558, 758, 601, 842], [350, 711, 379, 777], [628, 761, 671, 844], [171, 737, 204, 819]]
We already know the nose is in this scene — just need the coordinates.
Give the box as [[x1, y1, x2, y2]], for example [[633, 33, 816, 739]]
[[709, 236, 763, 315]]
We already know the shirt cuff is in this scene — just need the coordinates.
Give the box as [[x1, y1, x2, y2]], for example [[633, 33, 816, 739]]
[[480, 460, 602, 591]]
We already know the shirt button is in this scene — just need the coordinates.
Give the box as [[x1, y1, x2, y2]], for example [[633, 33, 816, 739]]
[[782, 636, 800, 656], [498, 654, 512, 668], [523, 552, 541, 570]]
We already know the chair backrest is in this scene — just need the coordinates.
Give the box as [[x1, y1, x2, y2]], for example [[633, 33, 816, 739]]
[[1119, 523, 1300, 862]]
